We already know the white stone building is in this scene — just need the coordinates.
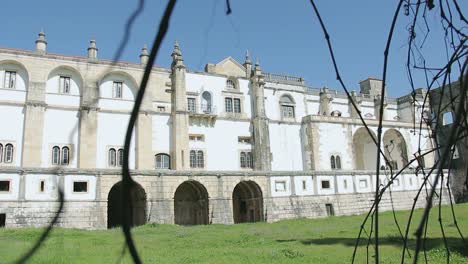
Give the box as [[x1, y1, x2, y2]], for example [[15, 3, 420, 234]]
[[0, 32, 448, 228]]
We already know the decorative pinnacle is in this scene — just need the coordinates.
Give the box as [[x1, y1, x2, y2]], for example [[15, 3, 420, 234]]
[[245, 49, 251, 64], [35, 30, 47, 44], [254, 57, 262, 72], [140, 44, 149, 56], [172, 40, 182, 56], [88, 39, 97, 50]]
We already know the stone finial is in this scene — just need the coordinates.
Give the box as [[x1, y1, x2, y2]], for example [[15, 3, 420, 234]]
[[35, 30, 47, 54], [254, 58, 262, 76], [87, 39, 98, 60], [319, 87, 333, 115], [244, 50, 252, 78], [245, 50, 251, 65], [140, 44, 149, 65], [171, 40, 184, 68]]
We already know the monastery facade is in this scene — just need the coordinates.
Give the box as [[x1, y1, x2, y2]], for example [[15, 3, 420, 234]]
[[0, 32, 449, 228]]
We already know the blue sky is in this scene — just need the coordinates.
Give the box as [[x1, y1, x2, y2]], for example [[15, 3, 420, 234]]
[[0, 0, 458, 97]]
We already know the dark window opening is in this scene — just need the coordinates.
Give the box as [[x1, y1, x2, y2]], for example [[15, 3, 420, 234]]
[[0, 214, 5, 227], [73, 181, 88, 193], [40, 180, 45, 192], [321, 180, 330, 189], [325, 204, 335, 216], [0, 181, 10, 192]]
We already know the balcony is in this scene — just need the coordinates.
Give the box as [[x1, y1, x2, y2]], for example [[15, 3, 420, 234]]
[[188, 103, 217, 124]]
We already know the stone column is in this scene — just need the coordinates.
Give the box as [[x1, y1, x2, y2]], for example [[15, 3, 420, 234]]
[[302, 118, 320, 170], [349, 91, 362, 119], [136, 111, 153, 169], [251, 60, 271, 171], [374, 95, 387, 120], [22, 81, 46, 167], [170, 42, 189, 170], [78, 81, 99, 169]]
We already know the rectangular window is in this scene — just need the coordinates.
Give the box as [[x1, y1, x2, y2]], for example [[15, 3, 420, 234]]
[[189, 134, 204, 142], [59, 76, 71, 94], [73, 181, 88, 193], [233, 98, 241, 113], [113, 81, 123, 98], [187, 98, 196, 113], [321, 180, 330, 189], [0, 181, 10, 192], [157, 106, 166, 112], [39, 180, 45, 193], [325, 204, 335, 216], [238, 137, 252, 144], [281, 105, 295, 118], [359, 179, 368, 188], [275, 181, 286, 192], [343, 179, 348, 189], [225, 98, 233, 112], [4, 71, 16, 89], [302, 180, 307, 190]]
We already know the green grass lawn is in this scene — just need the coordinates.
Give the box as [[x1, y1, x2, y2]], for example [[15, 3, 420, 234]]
[[0, 204, 467, 264]]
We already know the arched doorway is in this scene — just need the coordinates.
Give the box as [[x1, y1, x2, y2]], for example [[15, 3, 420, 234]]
[[383, 129, 409, 170], [107, 181, 147, 228], [353, 127, 378, 170], [174, 181, 209, 225], [232, 181, 264, 223]]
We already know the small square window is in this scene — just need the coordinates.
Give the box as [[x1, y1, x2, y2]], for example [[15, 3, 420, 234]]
[[321, 180, 330, 189], [359, 179, 368, 188], [73, 181, 88, 193], [157, 106, 166, 112], [0, 181, 10, 192], [275, 181, 286, 192], [238, 137, 252, 144]]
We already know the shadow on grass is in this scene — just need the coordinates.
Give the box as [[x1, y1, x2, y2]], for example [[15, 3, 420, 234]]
[[276, 237, 468, 257]]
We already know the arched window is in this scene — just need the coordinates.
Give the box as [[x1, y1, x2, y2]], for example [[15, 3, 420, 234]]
[[61, 146, 70, 165], [280, 95, 295, 119], [118, 149, 124, 166], [155, 153, 170, 169], [331, 110, 342, 117], [108, 148, 116, 167], [5, 144, 14, 163], [0, 144, 3, 163], [330, 155, 336, 169], [190, 150, 196, 168], [226, 79, 236, 89], [197, 151, 204, 168], [52, 146, 60, 165], [201, 91, 212, 113], [240, 152, 246, 168], [336, 155, 342, 169]]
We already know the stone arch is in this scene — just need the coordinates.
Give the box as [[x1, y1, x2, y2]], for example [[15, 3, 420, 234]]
[[98, 70, 139, 100], [232, 180, 264, 223], [0, 59, 29, 91], [174, 180, 209, 225], [353, 127, 378, 170], [383, 129, 409, 170], [107, 181, 147, 228], [46, 65, 84, 96]]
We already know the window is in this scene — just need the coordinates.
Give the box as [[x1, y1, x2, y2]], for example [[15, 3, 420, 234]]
[[233, 98, 241, 113], [197, 150, 204, 168], [225, 98, 233, 112], [39, 180, 45, 193], [280, 95, 295, 119], [4, 71, 16, 89], [238, 137, 252, 144], [321, 180, 330, 189], [302, 180, 307, 190], [226, 79, 236, 89], [0, 181, 10, 192], [73, 181, 88, 193], [61, 146, 70, 165], [336, 156, 341, 169], [189, 134, 204, 142], [359, 179, 368, 188], [442, 111, 453, 125], [118, 149, 124, 166], [325, 204, 335, 216], [330, 156, 336, 169], [59, 76, 71, 94], [344, 179, 348, 189], [275, 181, 286, 192], [157, 106, 166, 112], [190, 150, 196, 168], [190, 150, 205, 168], [113, 81, 123, 98], [330, 110, 342, 117], [0, 144, 3, 163], [52, 146, 60, 165], [155, 153, 170, 169], [187, 98, 196, 113], [108, 148, 116, 167], [4, 144, 13, 163], [240, 151, 253, 169]]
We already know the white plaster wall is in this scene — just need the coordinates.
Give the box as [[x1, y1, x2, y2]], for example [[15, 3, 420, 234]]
[[64, 175, 96, 201], [330, 98, 350, 117], [0, 63, 28, 91], [356, 175, 372, 193], [45, 68, 81, 107], [316, 123, 351, 170], [96, 113, 135, 169], [316, 175, 335, 195], [152, 115, 171, 154], [404, 173, 420, 190], [269, 123, 303, 171], [188, 120, 251, 170], [336, 175, 354, 193], [0, 105, 24, 166], [0, 89, 26, 102], [305, 94, 320, 115], [294, 176, 314, 195], [41, 109, 79, 168], [385, 106, 398, 121], [99, 74, 136, 111], [0, 173, 19, 200], [25, 174, 59, 200], [270, 176, 291, 197]]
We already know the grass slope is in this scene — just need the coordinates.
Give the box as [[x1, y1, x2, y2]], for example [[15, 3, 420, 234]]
[[0, 204, 467, 263]]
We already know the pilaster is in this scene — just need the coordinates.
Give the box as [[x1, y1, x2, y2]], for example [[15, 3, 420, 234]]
[[136, 112, 153, 169], [319, 87, 333, 115], [78, 107, 98, 168]]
